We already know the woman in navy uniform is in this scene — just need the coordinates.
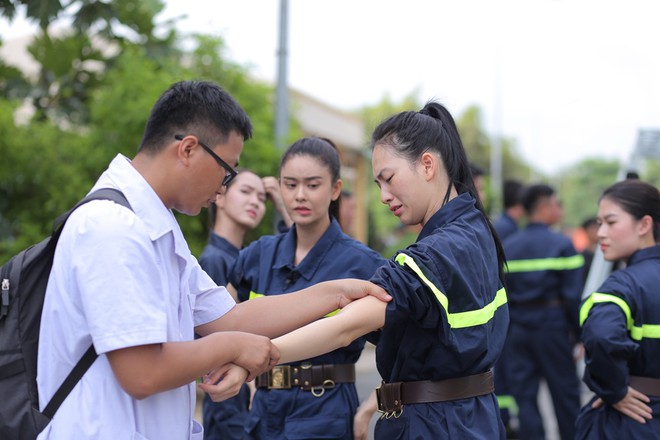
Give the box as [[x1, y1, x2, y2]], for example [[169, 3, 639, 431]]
[[200, 169, 290, 440], [228, 137, 386, 439], [576, 179, 660, 439], [272, 101, 509, 439]]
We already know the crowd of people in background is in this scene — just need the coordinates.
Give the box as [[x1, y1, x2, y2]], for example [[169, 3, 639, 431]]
[[17, 79, 659, 440]]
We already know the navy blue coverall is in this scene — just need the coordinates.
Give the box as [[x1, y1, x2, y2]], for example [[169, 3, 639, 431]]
[[576, 245, 660, 439], [198, 233, 251, 440], [369, 194, 509, 439], [229, 219, 385, 440], [492, 211, 519, 427], [502, 222, 584, 440]]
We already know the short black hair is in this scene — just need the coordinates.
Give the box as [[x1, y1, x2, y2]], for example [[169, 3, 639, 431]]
[[502, 180, 524, 209], [138, 80, 252, 153], [581, 217, 598, 230], [521, 184, 555, 215], [470, 163, 485, 178]]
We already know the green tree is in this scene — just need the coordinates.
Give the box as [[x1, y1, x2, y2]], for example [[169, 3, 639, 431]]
[[2, 0, 176, 125], [640, 159, 660, 189], [556, 157, 620, 228], [455, 105, 537, 213], [358, 92, 420, 254], [0, 98, 92, 256], [0, 3, 296, 261]]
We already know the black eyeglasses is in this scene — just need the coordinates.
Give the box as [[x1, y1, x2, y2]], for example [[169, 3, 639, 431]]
[[175, 134, 238, 187]]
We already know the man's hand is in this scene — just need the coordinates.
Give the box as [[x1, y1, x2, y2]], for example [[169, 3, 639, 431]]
[[334, 279, 391, 309], [592, 386, 652, 424], [198, 363, 248, 402], [230, 332, 280, 381]]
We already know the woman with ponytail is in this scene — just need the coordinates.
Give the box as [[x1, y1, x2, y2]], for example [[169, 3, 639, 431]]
[[271, 102, 510, 439], [576, 179, 660, 439]]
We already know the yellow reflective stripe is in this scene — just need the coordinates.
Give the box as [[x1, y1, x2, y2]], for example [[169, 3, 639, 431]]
[[633, 324, 660, 340], [505, 254, 584, 273], [249, 291, 338, 317], [497, 395, 519, 413], [579, 292, 632, 328], [579, 292, 660, 341], [394, 253, 507, 329]]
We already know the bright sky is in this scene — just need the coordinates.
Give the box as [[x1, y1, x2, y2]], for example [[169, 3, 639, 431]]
[[3, 0, 660, 175]]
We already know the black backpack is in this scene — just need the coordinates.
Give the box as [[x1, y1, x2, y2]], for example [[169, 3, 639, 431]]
[[0, 188, 131, 439]]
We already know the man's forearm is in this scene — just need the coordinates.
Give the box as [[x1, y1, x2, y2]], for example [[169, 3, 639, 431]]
[[207, 281, 341, 337]]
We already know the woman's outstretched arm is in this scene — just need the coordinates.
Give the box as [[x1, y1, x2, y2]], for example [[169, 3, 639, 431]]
[[273, 295, 387, 364]]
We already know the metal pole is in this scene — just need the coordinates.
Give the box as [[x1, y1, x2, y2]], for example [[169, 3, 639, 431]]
[[490, 44, 503, 218], [274, 0, 289, 151], [272, 0, 289, 232]]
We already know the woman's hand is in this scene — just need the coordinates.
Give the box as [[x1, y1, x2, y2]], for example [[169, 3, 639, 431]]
[[263, 176, 293, 228], [198, 363, 248, 402], [353, 390, 378, 440], [592, 386, 653, 424]]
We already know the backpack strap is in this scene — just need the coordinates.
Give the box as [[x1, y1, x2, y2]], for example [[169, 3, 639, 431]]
[[42, 188, 132, 419]]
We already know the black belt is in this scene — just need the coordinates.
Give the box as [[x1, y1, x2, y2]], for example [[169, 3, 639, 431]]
[[376, 370, 494, 417], [630, 376, 660, 397], [510, 297, 563, 309], [255, 363, 355, 397]]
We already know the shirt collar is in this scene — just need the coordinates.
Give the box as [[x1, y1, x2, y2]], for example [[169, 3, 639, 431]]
[[273, 218, 344, 281], [628, 244, 660, 265], [417, 193, 476, 242], [91, 154, 178, 242], [208, 233, 240, 257]]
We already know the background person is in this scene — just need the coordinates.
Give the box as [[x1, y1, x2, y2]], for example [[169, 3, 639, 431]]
[[576, 179, 660, 439], [493, 179, 526, 240], [199, 169, 271, 440], [579, 217, 599, 285], [491, 178, 526, 435], [339, 189, 357, 236], [470, 162, 487, 204], [502, 183, 584, 440]]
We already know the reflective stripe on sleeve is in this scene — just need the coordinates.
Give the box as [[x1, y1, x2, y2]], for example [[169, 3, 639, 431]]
[[505, 254, 584, 273], [395, 253, 507, 329], [497, 395, 519, 413], [580, 292, 660, 340]]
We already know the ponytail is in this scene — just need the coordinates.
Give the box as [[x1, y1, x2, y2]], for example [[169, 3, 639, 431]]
[[371, 101, 507, 283]]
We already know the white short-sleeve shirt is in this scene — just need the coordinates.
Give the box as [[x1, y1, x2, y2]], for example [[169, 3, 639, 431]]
[[37, 154, 236, 440]]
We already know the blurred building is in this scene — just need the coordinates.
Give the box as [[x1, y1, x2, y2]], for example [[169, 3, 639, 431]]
[[289, 89, 370, 243]]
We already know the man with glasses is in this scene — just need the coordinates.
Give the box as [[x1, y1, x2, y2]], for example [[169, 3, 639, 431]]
[[35, 80, 390, 440], [174, 134, 238, 187]]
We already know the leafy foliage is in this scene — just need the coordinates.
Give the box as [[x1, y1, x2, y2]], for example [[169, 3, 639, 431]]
[[0, 1, 288, 261], [556, 157, 620, 228]]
